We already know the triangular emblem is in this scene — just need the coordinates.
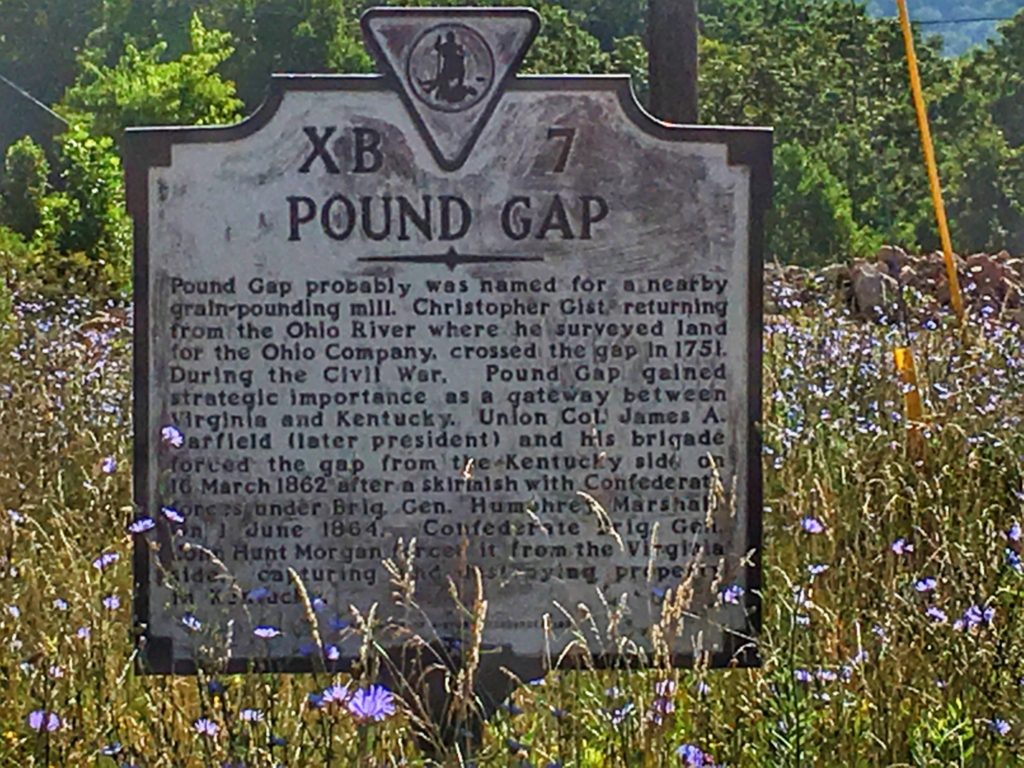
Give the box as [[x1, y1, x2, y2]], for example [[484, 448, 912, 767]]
[[362, 8, 540, 172]]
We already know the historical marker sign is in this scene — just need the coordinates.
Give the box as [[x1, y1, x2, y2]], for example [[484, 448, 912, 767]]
[[127, 7, 770, 676]]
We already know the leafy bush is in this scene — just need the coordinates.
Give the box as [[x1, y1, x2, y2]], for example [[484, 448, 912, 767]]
[[769, 143, 882, 266], [62, 14, 243, 136], [0, 138, 50, 239]]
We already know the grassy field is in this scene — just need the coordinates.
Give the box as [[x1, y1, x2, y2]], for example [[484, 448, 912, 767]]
[[0, 275, 1021, 767]]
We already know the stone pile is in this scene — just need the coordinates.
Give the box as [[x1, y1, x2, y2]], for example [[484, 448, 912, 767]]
[[766, 247, 1024, 325]]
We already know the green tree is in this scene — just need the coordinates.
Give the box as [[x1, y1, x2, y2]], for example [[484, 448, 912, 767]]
[[769, 142, 881, 265], [0, 138, 49, 239], [0, 0, 103, 102], [63, 14, 243, 136]]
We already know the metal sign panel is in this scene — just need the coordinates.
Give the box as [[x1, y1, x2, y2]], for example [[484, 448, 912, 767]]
[[127, 7, 770, 676]]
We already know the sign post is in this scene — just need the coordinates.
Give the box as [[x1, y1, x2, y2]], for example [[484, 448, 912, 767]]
[[127, 5, 769, 741]]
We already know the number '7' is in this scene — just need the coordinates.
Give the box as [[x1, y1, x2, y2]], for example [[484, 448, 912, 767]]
[[547, 127, 576, 173]]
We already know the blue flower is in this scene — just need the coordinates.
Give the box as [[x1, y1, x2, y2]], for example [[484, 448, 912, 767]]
[[675, 743, 714, 766], [347, 685, 396, 723], [891, 538, 913, 555], [801, 517, 825, 534], [182, 613, 202, 632], [100, 456, 117, 474], [990, 718, 1011, 737], [926, 606, 948, 624], [721, 584, 744, 604], [100, 742, 122, 755], [193, 717, 218, 737], [240, 708, 264, 722], [161, 425, 184, 448], [954, 604, 996, 631], [321, 684, 349, 706], [92, 552, 119, 571], [807, 563, 829, 575], [253, 626, 281, 639], [127, 517, 155, 534], [914, 577, 938, 593], [1008, 523, 1022, 543], [609, 701, 635, 725], [1007, 549, 1023, 573], [162, 507, 185, 524], [27, 710, 60, 732], [102, 594, 120, 610]]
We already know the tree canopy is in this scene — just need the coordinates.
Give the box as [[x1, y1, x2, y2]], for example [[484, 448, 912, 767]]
[[0, 0, 1022, 297]]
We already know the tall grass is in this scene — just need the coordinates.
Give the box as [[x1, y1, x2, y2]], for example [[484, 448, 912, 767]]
[[0, 274, 1021, 767]]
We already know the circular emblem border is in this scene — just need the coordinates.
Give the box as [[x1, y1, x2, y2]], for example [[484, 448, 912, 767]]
[[405, 23, 496, 114]]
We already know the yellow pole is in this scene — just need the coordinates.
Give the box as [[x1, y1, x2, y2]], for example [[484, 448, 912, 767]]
[[896, 0, 965, 325], [894, 346, 925, 461]]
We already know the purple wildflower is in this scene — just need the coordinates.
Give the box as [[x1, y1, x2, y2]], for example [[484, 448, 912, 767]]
[[100, 456, 117, 474], [807, 563, 829, 575], [990, 718, 1011, 737], [102, 595, 120, 610], [1008, 523, 1022, 543], [609, 701, 635, 725], [253, 625, 281, 639], [162, 507, 185, 524], [161, 425, 184, 448], [914, 577, 938, 593], [954, 604, 995, 632], [891, 538, 913, 555], [926, 606, 948, 624], [193, 718, 218, 737], [721, 584, 744, 604], [92, 552, 119, 571], [1007, 549, 1023, 573], [52, 598, 68, 611], [127, 517, 155, 534], [347, 685, 396, 723], [182, 613, 202, 632], [27, 710, 60, 732], [240, 708, 264, 722], [676, 744, 713, 766], [321, 684, 349, 706], [801, 517, 825, 534]]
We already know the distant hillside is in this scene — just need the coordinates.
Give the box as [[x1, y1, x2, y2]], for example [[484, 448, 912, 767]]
[[868, 0, 1024, 54]]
